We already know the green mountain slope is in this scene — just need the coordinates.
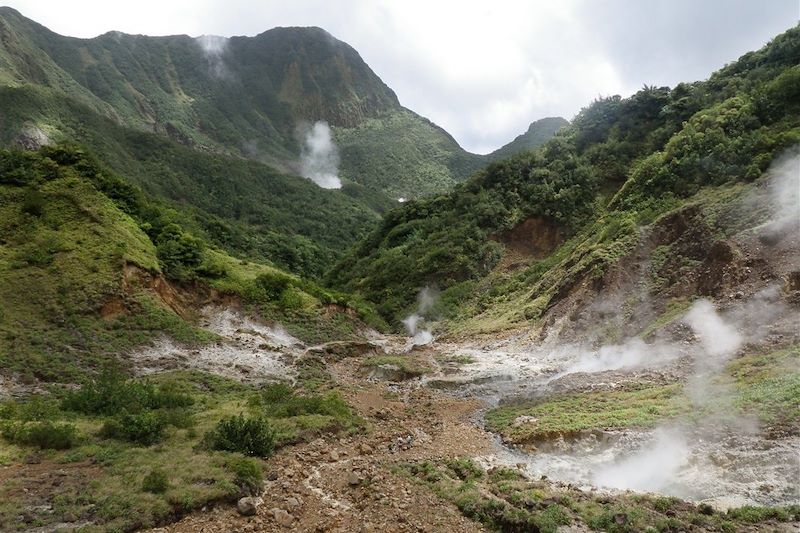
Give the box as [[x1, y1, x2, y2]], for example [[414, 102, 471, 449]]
[[328, 27, 800, 325], [0, 7, 485, 197], [0, 145, 376, 382], [487, 116, 570, 161], [0, 83, 392, 278]]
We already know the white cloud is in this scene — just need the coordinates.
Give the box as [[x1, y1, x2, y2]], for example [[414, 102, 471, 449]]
[[5, 0, 797, 153]]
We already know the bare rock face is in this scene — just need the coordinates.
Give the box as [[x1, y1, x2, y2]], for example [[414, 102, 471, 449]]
[[13, 125, 51, 150], [495, 216, 566, 258]]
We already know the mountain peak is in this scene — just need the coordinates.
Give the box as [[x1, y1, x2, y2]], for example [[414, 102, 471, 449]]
[[489, 116, 569, 160]]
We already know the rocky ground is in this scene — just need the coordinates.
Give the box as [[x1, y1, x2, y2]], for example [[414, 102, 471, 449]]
[[151, 357, 492, 532]]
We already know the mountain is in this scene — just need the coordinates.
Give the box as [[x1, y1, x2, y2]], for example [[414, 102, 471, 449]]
[[0, 7, 487, 198], [487, 116, 569, 161], [328, 26, 800, 326]]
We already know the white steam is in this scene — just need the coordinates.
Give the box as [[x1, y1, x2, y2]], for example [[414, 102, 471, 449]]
[[591, 299, 747, 493], [594, 427, 689, 493], [403, 287, 437, 348], [685, 299, 742, 364], [554, 337, 679, 378], [196, 35, 229, 79], [299, 121, 342, 189], [766, 149, 800, 232]]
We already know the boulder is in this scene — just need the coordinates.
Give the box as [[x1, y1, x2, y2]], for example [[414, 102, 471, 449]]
[[237, 496, 261, 516]]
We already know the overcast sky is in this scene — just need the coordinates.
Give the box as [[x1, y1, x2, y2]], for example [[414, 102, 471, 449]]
[[5, 1, 797, 153]]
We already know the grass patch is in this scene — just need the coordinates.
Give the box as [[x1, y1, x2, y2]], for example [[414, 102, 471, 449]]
[[485, 383, 688, 445], [729, 345, 800, 425], [361, 355, 431, 379], [436, 354, 477, 365], [249, 383, 364, 445]]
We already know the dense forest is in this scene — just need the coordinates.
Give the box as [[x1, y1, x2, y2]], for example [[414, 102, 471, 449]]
[[328, 27, 800, 323]]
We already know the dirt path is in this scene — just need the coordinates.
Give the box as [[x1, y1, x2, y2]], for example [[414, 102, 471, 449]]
[[151, 357, 493, 532]]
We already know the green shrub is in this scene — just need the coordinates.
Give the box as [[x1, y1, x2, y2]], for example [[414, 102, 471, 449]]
[[260, 383, 294, 404], [21, 187, 46, 216], [254, 272, 294, 301], [726, 505, 790, 523], [2, 421, 78, 450], [142, 468, 169, 494], [62, 370, 193, 416], [101, 412, 166, 445], [157, 408, 195, 429], [205, 414, 276, 457], [226, 456, 263, 494]]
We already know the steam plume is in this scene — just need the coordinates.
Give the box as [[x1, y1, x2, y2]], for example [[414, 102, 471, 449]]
[[196, 35, 229, 79], [403, 287, 437, 348], [594, 427, 689, 493], [299, 121, 342, 189], [766, 149, 800, 232]]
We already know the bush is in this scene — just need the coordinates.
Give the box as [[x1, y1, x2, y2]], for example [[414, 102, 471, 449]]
[[226, 456, 263, 494], [21, 188, 45, 216], [142, 468, 169, 494], [2, 421, 78, 450], [62, 370, 193, 416], [257, 385, 351, 420], [205, 414, 275, 457], [101, 412, 166, 445]]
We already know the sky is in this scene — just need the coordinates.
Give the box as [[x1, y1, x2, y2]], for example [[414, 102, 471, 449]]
[[5, 0, 797, 154]]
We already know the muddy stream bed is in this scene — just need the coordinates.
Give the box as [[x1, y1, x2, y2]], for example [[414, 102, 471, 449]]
[[423, 337, 800, 509]]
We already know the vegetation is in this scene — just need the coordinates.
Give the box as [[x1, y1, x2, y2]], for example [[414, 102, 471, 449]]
[[400, 459, 800, 532], [0, 144, 381, 382], [487, 116, 570, 162], [485, 384, 688, 445], [0, 371, 360, 531], [361, 354, 432, 378], [330, 26, 800, 327], [204, 414, 277, 457], [486, 345, 800, 447], [335, 109, 484, 198], [1, 420, 78, 450]]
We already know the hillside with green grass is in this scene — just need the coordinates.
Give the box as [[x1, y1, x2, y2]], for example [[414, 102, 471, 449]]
[[0, 145, 377, 383], [328, 26, 800, 326]]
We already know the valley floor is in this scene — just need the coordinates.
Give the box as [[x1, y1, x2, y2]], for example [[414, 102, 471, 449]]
[[143, 307, 799, 532]]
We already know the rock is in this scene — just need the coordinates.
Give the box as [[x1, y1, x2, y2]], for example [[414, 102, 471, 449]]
[[512, 415, 539, 428], [358, 443, 374, 455], [286, 496, 301, 510], [237, 496, 261, 516], [272, 508, 293, 527], [329, 450, 340, 461], [347, 471, 362, 486], [13, 125, 51, 151]]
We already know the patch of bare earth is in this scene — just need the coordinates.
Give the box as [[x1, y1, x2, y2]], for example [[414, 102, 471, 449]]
[[151, 358, 491, 532]]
